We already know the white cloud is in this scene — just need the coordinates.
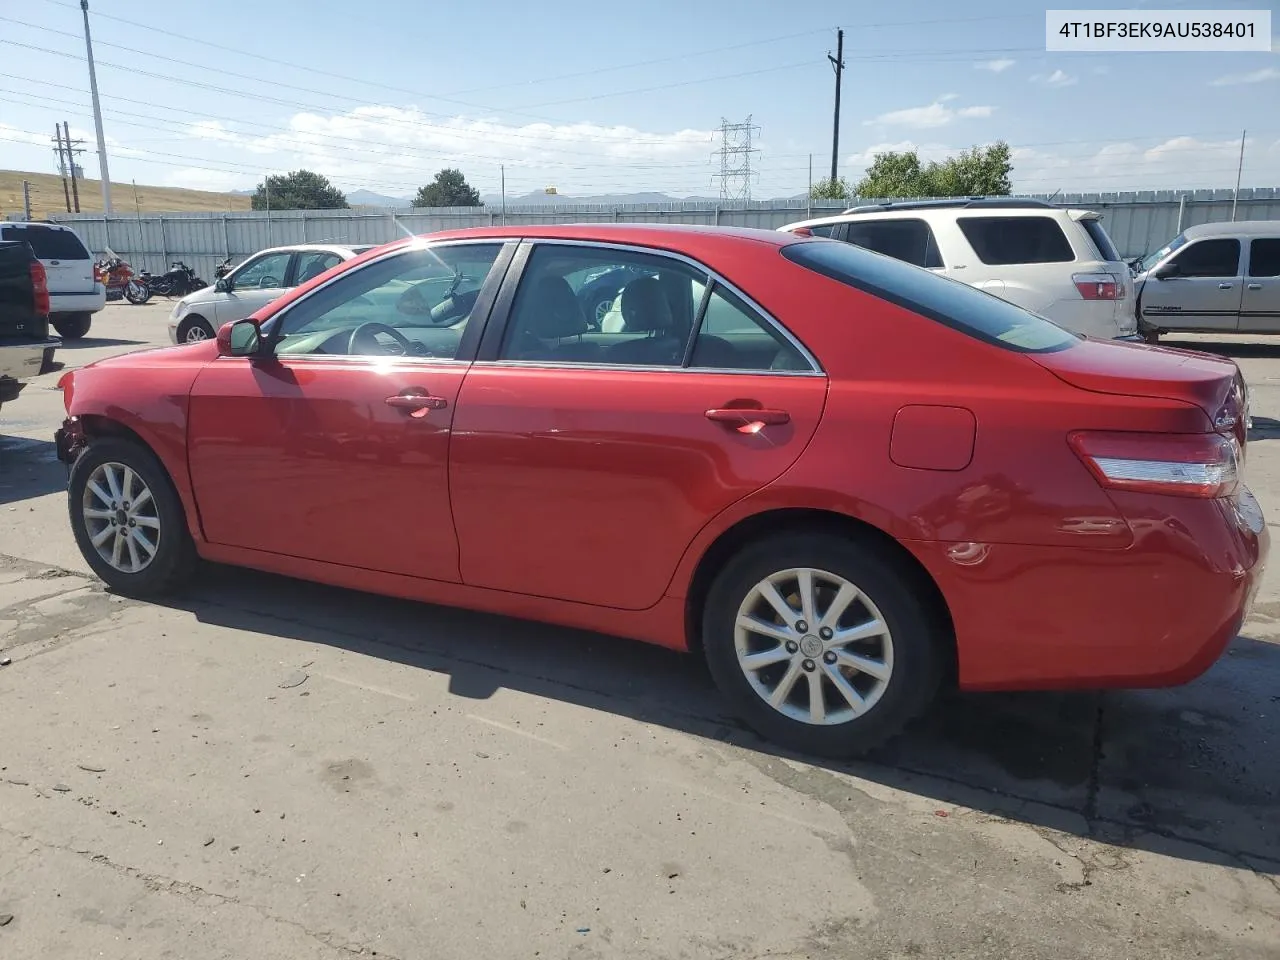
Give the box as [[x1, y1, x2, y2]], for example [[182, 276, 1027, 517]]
[[1211, 67, 1280, 86], [178, 105, 718, 196], [863, 98, 996, 129], [1031, 69, 1078, 87], [0, 124, 47, 148], [976, 58, 1016, 73]]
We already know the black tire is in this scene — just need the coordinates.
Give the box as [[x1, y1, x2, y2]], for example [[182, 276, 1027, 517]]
[[52, 312, 92, 340], [176, 315, 216, 344], [67, 437, 197, 597], [39, 346, 58, 375], [1140, 325, 1160, 344], [702, 532, 945, 759], [124, 280, 151, 304]]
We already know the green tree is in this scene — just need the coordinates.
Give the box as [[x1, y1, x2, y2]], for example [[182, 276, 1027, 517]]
[[809, 176, 853, 201], [853, 142, 1012, 199], [413, 168, 482, 207], [251, 170, 348, 210]]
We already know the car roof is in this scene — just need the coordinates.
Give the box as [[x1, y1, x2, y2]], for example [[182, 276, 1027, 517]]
[[777, 205, 1097, 232], [250, 243, 368, 256], [2, 220, 76, 230], [1183, 220, 1280, 240]]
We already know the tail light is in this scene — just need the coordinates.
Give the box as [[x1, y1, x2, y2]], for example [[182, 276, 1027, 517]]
[[1069, 431, 1239, 499], [1213, 372, 1249, 449], [30, 260, 50, 317], [1073, 272, 1121, 300], [788, 226, 814, 237]]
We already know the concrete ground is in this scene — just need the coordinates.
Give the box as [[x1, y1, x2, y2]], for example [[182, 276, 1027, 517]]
[[0, 301, 1277, 960]]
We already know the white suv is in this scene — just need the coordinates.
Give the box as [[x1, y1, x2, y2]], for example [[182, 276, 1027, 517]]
[[779, 199, 1137, 340], [0, 221, 105, 340]]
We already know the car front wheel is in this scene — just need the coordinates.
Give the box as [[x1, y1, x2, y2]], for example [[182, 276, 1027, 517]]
[[68, 437, 197, 596], [702, 532, 945, 758], [177, 315, 215, 343]]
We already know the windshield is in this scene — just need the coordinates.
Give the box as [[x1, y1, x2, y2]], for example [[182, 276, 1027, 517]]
[[781, 239, 1078, 353], [1140, 233, 1188, 272]]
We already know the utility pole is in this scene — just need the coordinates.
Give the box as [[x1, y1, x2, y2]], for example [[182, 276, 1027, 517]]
[[80, 0, 112, 211], [1231, 129, 1246, 222], [500, 164, 506, 225], [828, 28, 845, 183], [807, 154, 813, 219], [53, 125, 71, 213], [22, 180, 32, 221], [64, 122, 81, 213]]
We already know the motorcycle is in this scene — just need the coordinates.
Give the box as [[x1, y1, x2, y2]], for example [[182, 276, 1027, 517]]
[[214, 256, 235, 280], [137, 260, 206, 298], [94, 250, 150, 304]]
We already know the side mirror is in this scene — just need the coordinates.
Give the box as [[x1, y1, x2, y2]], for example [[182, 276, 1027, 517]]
[[215, 277, 231, 293], [1153, 262, 1179, 279], [217, 318, 262, 357]]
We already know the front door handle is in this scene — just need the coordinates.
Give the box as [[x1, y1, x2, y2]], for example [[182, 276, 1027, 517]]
[[1219, 282, 1234, 290], [706, 407, 790, 433], [386, 393, 448, 412], [1248, 282, 1263, 290]]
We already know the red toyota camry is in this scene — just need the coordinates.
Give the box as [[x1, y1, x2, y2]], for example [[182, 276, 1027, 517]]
[[55, 224, 1266, 758]]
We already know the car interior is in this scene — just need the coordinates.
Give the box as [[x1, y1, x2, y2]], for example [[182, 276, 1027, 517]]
[[501, 250, 812, 371]]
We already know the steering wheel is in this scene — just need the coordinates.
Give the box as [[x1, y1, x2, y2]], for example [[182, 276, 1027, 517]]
[[347, 321, 415, 356]]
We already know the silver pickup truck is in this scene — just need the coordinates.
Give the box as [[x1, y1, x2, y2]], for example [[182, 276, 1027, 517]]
[[0, 239, 60, 413]]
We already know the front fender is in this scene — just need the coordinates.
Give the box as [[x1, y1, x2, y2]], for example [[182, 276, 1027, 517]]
[[59, 345, 215, 543]]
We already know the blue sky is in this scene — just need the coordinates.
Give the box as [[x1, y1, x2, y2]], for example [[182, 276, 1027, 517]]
[[1, 0, 1278, 200]]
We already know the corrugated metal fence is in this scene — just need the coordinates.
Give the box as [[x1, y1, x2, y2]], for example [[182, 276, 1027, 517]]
[[45, 187, 1280, 280]]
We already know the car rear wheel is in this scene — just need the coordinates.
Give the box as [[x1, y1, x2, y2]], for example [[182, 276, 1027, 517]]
[[52, 312, 92, 340], [702, 532, 944, 758], [177, 315, 215, 343], [68, 437, 196, 597]]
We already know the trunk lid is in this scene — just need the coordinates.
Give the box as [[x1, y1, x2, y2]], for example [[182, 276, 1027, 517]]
[[1032, 338, 1238, 422]]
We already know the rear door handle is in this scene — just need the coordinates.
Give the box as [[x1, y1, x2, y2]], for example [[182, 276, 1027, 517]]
[[1219, 282, 1234, 290], [706, 407, 790, 432], [386, 392, 448, 412], [1248, 282, 1263, 290]]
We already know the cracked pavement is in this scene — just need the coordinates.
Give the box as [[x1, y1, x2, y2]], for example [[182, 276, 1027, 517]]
[[0, 305, 1278, 959]]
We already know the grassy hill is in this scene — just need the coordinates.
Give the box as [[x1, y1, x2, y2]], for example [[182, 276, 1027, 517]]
[[0, 170, 251, 220]]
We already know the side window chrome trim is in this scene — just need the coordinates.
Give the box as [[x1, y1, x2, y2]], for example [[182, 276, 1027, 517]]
[[492, 238, 824, 374], [219, 354, 470, 367], [482, 359, 824, 377], [262, 238, 507, 337]]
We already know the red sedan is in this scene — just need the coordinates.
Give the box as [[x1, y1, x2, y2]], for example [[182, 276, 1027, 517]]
[[55, 225, 1266, 757]]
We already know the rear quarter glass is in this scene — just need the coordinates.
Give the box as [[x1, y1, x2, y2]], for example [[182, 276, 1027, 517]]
[[0, 225, 90, 260], [1080, 218, 1122, 262], [780, 239, 1079, 353]]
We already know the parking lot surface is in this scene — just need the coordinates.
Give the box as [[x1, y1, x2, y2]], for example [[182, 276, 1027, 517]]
[[1, 301, 1278, 959]]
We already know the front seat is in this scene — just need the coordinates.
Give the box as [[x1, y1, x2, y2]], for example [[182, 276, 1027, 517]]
[[509, 276, 600, 362], [606, 277, 687, 365]]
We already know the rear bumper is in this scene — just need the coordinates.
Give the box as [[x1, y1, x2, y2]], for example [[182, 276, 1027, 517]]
[[908, 486, 1269, 690], [50, 286, 106, 314], [0, 337, 58, 382]]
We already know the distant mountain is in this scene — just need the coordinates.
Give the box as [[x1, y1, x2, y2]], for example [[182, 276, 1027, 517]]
[[347, 189, 413, 208], [477, 190, 722, 207]]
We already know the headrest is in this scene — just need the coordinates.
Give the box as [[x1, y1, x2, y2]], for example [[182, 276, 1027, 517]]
[[523, 276, 588, 339], [620, 276, 674, 333]]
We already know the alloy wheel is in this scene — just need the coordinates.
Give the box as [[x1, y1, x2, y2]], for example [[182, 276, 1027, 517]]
[[734, 567, 894, 726], [81, 461, 162, 574]]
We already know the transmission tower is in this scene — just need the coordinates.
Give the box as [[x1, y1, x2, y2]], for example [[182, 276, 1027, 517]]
[[713, 116, 760, 202]]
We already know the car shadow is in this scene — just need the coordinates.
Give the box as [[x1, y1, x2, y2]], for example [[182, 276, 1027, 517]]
[[55, 337, 148, 350], [154, 564, 1280, 879], [1163, 339, 1280, 360], [1250, 416, 1280, 441], [0, 436, 64, 505]]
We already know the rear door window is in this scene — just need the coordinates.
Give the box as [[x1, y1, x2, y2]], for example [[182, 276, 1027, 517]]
[[804, 223, 845, 240], [781, 239, 1077, 353], [844, 218, 944, 268], [1248, 239, 1280, 277], [1080, 218, 1121, 262], [1169, 239, 1240, 278], [957, 216, 1074, 265], [0, 225, 90, 260]]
